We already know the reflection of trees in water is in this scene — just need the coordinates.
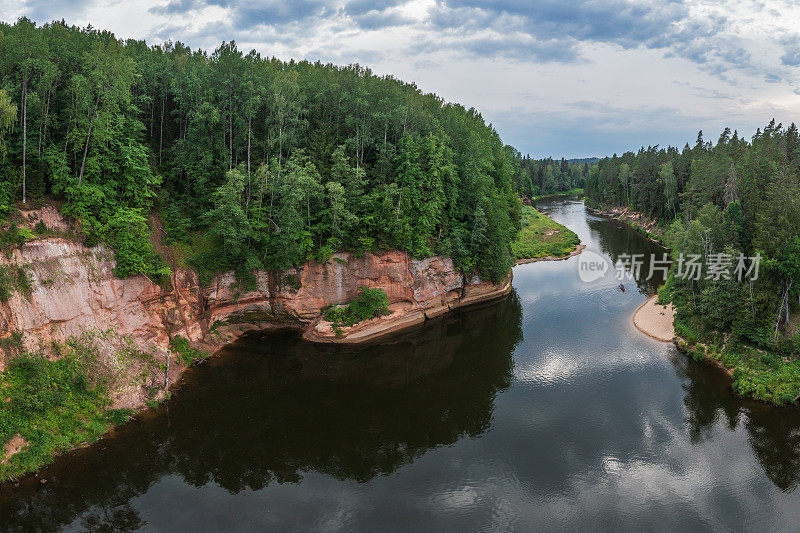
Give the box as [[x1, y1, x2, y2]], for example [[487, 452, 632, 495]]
[[669, 350, 800, 492], [586, 216, 666, 294], [0, 293, 522, 531]]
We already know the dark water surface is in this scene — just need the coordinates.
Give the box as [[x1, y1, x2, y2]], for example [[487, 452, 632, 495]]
[[3, 200, 800, 531]]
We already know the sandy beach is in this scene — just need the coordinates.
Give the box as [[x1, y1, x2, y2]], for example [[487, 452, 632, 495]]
[[633, 295, 675, 342]]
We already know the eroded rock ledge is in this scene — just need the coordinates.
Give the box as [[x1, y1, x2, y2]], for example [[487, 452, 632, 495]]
[[0, 208, 511, 410]]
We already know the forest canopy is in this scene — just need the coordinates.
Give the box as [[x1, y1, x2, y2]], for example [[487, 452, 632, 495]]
[[0, 18, 528, 285]]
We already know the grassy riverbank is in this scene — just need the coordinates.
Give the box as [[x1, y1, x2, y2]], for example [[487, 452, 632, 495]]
[[0, 330, 191, 482], [661, 283, 800, 406], [512, 206, 580, 261], [0, 337, 131, 482]]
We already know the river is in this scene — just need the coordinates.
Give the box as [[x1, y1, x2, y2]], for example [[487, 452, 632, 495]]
[[2, 199, 800, 531]]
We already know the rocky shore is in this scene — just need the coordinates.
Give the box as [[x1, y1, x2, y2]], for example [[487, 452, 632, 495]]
[[303, 273, 512, 344], [586, 205, 664, 243]]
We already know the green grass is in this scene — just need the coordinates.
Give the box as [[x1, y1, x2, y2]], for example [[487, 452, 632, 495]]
[[0, 347, 132, 482], [531, 188, 584, 201], [512, 205, 580, 261]]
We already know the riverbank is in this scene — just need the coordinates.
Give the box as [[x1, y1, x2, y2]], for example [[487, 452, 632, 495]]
[[515, 245, 585, 265], [0, 207, 515, 481], [303, 274, 513, 344], [633, 296, 675, 342], [528, 188, 585, 202], [585, 204, 665, 245], [673, 324, 800, 406]]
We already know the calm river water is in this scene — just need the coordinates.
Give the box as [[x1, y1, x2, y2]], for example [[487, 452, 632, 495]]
[[2, 199, 800, 531]]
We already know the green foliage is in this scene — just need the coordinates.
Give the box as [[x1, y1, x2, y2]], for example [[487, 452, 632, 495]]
[[0, 339, 130, 481], [0, 88, 16, 161], [512, 206, 580, 260], [0, 331, 25, 355], [282, 273, 302, 291], [161, 200, 192, 245], [169, 335, 207, 366], [0, 20, 522, 286], [584, 120, 800, 406], [324, 287, 391, 333], [0, 265, 33, 301], [0, 224, 30, 256], [191, 167, 262, 279], [104, 208, 170, 282]]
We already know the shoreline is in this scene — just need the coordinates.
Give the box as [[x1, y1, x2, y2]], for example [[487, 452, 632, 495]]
[[632, 295, 675, 342], [0, 271, 515, 481], [303, 274, 513, 344], [585, 205, 665, 246], [514, 244, 585, 266]]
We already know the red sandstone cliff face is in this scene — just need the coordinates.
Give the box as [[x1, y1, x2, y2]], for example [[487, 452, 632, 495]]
[[206, 252, 470, 321], [0, 208, 509, 405]]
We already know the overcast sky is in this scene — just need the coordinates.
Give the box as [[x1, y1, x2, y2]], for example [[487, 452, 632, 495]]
[[3, 0, 800, 159]]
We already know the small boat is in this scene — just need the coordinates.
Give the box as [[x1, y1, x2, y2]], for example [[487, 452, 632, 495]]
[[619, 284, 626, 292]]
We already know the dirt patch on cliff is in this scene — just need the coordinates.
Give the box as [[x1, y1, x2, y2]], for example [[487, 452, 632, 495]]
[[17, 202, 71, 234], [2, 435, 28, 464]]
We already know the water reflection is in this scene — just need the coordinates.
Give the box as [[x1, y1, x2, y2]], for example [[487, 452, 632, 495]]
[[0, 295, 522, 532], [4, 201, 800, 530], [671, 351, 800, 492], [585, 215, 666, 295]]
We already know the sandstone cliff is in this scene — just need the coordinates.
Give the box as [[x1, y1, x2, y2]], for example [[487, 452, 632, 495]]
[[0, 207, 510, 409]]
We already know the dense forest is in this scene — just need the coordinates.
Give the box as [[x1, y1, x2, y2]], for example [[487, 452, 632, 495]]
[[509, 153, 587, 198], [585, 122, 800, 404], [0, 18, 529, 286]]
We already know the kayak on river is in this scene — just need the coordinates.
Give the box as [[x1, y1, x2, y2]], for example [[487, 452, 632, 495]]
[[619, 284, 626, 292]]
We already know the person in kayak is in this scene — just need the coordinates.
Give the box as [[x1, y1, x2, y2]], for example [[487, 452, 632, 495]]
[[619, 284, 626, 292]]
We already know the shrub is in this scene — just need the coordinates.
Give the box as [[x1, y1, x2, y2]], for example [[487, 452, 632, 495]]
[[169, 335, 207, 366], [161, 201, 192, 245], [324, 287, 390, 332], [283, 274, 302, 291], [0, 224, 27, 256], [0, 265, 33, 301], [104, 208, 171, 283], [34, 220, 48, 234], [0, 348, 116, 482]]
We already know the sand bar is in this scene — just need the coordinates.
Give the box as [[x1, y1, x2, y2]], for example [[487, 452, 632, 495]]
[[633, 295, 675, 342]]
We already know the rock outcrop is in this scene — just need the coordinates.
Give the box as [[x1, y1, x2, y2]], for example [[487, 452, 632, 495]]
[[0, 207, 511, 406]]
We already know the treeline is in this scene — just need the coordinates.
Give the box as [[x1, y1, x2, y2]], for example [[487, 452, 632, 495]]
[[585, 121, 800, 403], [508, 151, 588, 198], [0, 18, 522, 285]]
